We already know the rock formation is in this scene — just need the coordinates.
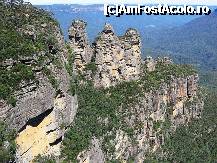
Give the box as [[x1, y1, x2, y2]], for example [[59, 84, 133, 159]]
[[74, 73, 202, 163], [68, 20, 93, 72], [69, 21, 142, 87], [94, 26, 142, 87], [144, 56, 156, 72], [0, 6, 204, 162], [66, 20, 203, 163], [0, 12, 78, 162]]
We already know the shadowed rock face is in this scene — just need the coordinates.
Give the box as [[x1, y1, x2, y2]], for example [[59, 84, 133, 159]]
[[1, 23, 78, 162]]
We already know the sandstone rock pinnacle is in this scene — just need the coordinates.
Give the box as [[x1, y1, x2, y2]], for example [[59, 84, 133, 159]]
[[68, 20, 93, 71], [69, 20, 142, 87]]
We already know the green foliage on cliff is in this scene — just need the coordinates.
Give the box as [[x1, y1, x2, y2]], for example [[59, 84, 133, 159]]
[[0, 63, 34, 106], [33, 155, 56, 163], [142, 62, 196, 91], [0, 0, 62, 105], [62, 80, 141, 161], [62, 61, 197, 161], [160, 91, 217, 162], [155, 63, 196, 78], [85, 62, 97, 74], [153, 121, 162, 131], [0, 25, 35, 61], [65, 44, 75, 76], [0, 121, 16, 163], [128, 61, 196, 94], [42, 68, 59, 90], [65, 44, 77, 96], [142, 89, 217, 163]]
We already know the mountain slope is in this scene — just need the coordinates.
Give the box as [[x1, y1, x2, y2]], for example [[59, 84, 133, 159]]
[[38, 4, 202, 41], [143, 9, 217, 71]]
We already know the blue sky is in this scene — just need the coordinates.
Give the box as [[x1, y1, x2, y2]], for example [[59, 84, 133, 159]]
[[25, 0, 217, 5]]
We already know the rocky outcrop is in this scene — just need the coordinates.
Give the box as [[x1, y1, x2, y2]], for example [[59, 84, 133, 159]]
[[77, 138, 105, 163], [144, 56, 156, 72], [69, 21, 142, 88], [68, 20, 93, 72], [12, 71, 77, 162], [93, 23, 125, 87], [123, 75, 202, 162], [0, 23, 78, 162], [94, 26, 142, 87]]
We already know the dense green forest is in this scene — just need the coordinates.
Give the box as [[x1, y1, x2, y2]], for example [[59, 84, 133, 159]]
[[62, 60, 197, 161], [143, 9, 217, 71], [162, 90, 217, 162]]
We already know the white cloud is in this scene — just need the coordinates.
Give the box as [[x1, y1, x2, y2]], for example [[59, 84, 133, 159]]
[[25, 0, 217, 5]]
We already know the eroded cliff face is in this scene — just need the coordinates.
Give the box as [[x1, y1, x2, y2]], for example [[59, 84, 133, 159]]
[[68, 20, 141, 88], [66, 20, 203, 163], [0, 18, 78, 162], [111, 75, 202, 162], [75, 74, 203, 163], [68, 20, 93, 72]]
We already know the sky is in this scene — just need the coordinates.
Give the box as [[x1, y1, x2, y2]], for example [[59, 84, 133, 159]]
[[25, 0, 217, 5]]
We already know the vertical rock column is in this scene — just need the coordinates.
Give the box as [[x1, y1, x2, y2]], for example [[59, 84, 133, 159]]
[[68, 20, 92, 72], [94, 23, 125, 87], [121, 28, 142, 81], [144, 56, 156, 72]]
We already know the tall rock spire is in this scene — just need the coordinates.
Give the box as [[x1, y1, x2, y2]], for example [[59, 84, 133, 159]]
[[121, 28, 142, 81], [93, 23, 124, 87], [68, 20, 93, 72], [93, 24, 142, 87]]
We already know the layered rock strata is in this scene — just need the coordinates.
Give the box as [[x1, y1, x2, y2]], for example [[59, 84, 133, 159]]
[[69, 21, 142, 88], [68, 20, 93, 72], [1, 24, 78, 162]]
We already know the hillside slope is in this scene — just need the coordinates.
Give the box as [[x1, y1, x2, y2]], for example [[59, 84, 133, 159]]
[[143, 9, 217, 71]]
